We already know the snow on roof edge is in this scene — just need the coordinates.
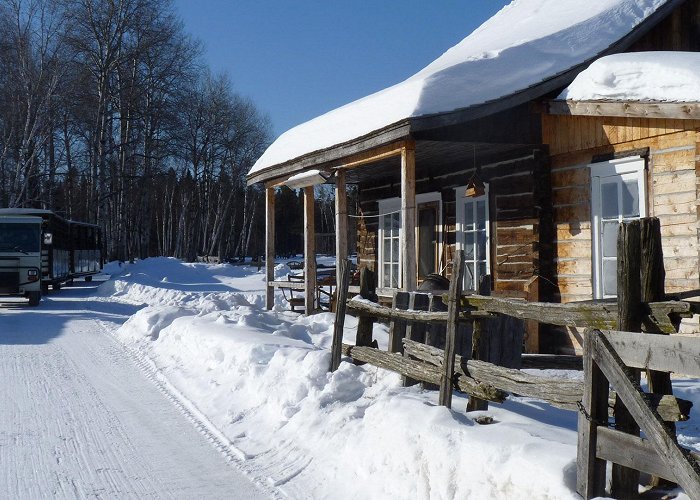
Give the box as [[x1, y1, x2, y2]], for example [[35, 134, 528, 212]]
[[248, 0, 673, 181]]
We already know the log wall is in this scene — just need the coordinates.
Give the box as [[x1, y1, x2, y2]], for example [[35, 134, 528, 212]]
[[543, 115, 700, 303]]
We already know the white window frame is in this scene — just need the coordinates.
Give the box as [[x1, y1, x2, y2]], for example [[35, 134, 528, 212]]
[[590, 156, 647, 299], [377, 192, 442, 289], [455, 184, 490, 291], [378, 197, 402, 289]]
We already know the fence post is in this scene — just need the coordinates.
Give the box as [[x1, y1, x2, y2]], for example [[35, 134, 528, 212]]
[[439, 250, 464, 408], [612, 220, 642, 498], [329, 259, 350, 372], [641, 216, 677, 488], [356, 267, 377, 350], [576, 330, 609, 498]]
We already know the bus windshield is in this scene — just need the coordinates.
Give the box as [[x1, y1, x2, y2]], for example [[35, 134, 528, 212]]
[[0, 223, 40, 253]]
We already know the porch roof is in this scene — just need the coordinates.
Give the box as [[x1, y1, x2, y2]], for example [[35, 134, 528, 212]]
[[248, 0, 681, 186]]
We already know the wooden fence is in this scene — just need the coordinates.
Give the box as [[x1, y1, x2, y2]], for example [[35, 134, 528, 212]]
[[327, 216, 700, 498]]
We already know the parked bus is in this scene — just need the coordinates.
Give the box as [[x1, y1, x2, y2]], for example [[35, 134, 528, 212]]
[[0, 209, 102, 304], [0, 215, 43, 305]]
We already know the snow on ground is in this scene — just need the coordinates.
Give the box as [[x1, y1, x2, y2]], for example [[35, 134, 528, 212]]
[[250, 0, 668, 175], [560, 51, 700, 102], [88, 257, 692, 499]]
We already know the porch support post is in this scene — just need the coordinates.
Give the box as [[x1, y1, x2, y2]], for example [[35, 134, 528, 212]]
[[265, 187, 275, 310], [401, 142, 417, 291], [335, 170, 348, 292], [304, 185, 317, 314]]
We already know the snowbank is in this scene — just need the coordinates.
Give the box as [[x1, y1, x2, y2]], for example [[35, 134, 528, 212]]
[[560, 51, 700, 101], [250, 0, 667, 176], [100, 258, 583, 498]]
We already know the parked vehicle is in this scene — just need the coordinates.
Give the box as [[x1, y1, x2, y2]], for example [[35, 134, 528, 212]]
[[0, 209, 102, 304]]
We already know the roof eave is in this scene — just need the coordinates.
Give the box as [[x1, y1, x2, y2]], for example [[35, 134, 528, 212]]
[[246, 120, 412, 186]]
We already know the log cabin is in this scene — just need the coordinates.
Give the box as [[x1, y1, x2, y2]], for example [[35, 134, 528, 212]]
[[247, 0, 700, 353]]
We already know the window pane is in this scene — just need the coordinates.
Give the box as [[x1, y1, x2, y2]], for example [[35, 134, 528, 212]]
[[622, 179, 639, 217], [603, 259, 617, 296], [391, 213, 401, 231], [391, 238, 399, 261], [383, 264, 391, 287], [382, 214, 391, 232], [477, 262, 487, 289], [477, 230, 487, 260], [383, 238, 391, 262], [464, 262, 475, 291], [601, 182, 619, 219], [602, 221, 618, 258], [464, 202, 474, 230], [476, 200, 486, 230], [464, 231, 475, 260], [392, 264, 400, 288]]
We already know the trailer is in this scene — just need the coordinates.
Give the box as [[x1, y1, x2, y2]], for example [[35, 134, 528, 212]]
[[0, 209, 102, 301]]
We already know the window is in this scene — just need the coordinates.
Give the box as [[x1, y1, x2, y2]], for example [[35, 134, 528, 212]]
[[455, 185, 490, 291], [590, 156, 647, 299], [377, 193, 442, 289], [378, 198, 401, 289]]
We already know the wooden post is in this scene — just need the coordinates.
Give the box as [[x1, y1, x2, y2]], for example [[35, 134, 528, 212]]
[[303, 185, 317, 315], [641, 216, 676, 488], [401, 143, 417, 291], [265, 187, 275, 310], [329, 259, 350, 372], [439, 250, 464, 408], [576, 330, 609, 499], [466, 319, 489, 412], [524, 275, 540, 353], [335, 170, 348, 294], [388, 291, 410, 353], [612, 219, 641, 498], [355, 267, 377, 349]]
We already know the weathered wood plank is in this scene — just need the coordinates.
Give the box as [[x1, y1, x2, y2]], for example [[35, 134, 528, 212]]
[[591, 331, 700, 499], [521, 354, 583, 370], [596, 426, 700, 483], [342, 343, 507, 403], [347, 297, 490, 322], [452, 294, 690, 333], [612, 220, 641, 497], [439, 251, 464, 408], [335, 170, 348, 294], [548, 100, 700, 120], [388, 291, 410, 354], [329, 259, 350, 372], [600, 330, 700, 377], [356, 268, 376, 349], [577, 327, 609, 499]]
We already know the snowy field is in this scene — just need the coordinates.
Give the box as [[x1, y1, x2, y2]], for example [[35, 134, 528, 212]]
[[87, 257, 700, 499]]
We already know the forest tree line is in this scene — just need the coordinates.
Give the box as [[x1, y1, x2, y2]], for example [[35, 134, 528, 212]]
[[0, 0, 329, 262]]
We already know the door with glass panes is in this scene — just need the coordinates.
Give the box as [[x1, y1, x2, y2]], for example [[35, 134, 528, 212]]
[[590, 157, 646, 299], [456, 185, 490, 291]]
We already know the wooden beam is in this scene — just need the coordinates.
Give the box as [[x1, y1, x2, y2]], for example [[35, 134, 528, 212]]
[[304, 185, 316, 315], [265, 187, 275, 310], [401, 143, 417, 291], [334, 141, 407, 170], [335, 170, 348, 294], [329, 259, 350, 372], [548, 99, 700, 120], [439, 250, 464, 408]]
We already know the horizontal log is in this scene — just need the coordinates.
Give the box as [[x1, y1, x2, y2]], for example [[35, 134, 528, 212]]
[[447, 294, 691, 333], [601, 330, 700, 378], [402, 339, 691, 421], [547, 99, 700, 120], [521, 354, 583, 370], [347, 297, 492, 323], [596, 426, 700, 483], [342, 343, 506, 403], [268, 280, 306, 290]]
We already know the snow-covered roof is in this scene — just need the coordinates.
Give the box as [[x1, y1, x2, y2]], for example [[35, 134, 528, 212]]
[[559, 51, 700, 102], [249, 0, 671, 181]]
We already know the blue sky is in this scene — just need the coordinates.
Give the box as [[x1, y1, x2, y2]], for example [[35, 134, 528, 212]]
[[173, 1, 511, 137]]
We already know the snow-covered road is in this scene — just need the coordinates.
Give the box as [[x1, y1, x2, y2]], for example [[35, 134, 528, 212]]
[[0, 281, 269, 499]]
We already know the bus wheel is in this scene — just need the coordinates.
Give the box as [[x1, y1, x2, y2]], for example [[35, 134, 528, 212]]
[[28, 291, 41, 306], [41, 284, 49, 294], [85, 276, 93, 282], [53, 282, 61, 291]]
